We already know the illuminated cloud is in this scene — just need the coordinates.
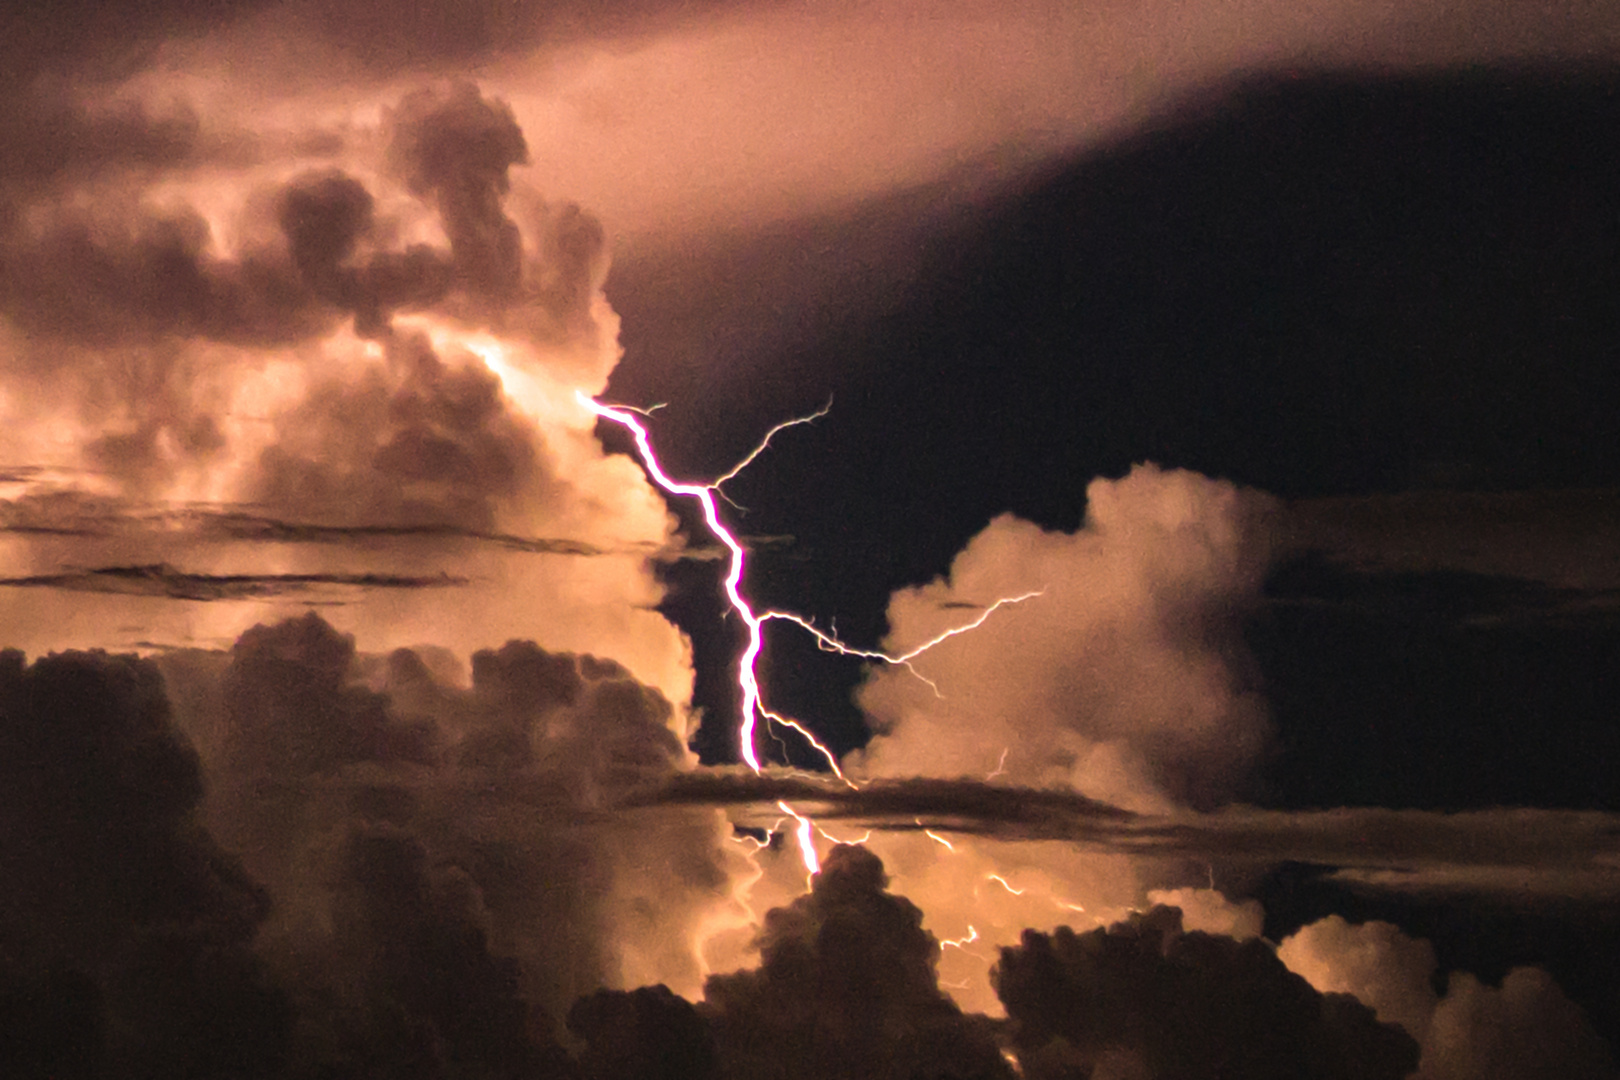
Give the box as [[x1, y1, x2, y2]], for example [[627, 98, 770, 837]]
[[700, 843, 1014, 1080], [0, 75, 684, 707], [1280, 916, 1619, 1079], [152, 614, 748, 1029], [855, 463, 1278, 811]]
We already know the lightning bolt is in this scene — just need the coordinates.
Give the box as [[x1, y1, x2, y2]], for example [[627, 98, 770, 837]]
[[578, 390, 826, 775], [577, 390, 1042, 881]]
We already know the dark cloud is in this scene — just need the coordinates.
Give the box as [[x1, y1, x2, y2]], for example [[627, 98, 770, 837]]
[[151, 611, 727, 1034], [569, 984, 718, 1080], [631, 772, 1134, 825], [294, 826, 576, 1080], [0, 81, 594, 353], [0, 562, 466, 600], [1418, 967, 1618, 1080], [389, 83, 529, 304], [0, 614, 1610, 1077], [221, 611, 441, 778], [0, 648, 290, 1079], [994, 905, 1420, 1080], [0, 498, 628, 555], [0, 202, 323, 348], [1282, 489, 1620, 593], [0, 90, 209, 195], [701, 844, 1015, 1080], [277, 167, 455, 336]]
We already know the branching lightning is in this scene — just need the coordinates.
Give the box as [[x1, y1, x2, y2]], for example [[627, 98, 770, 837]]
[[712, 398, 832, 488], [577, 389, 1041, 884], [577, 391, 843, 779]]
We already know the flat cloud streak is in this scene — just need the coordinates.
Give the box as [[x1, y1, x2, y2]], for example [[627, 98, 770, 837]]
[[632, 772, 1620, 902]]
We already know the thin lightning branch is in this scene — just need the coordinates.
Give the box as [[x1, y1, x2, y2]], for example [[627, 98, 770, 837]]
[[986, 747, 1010, 781], [712, 398, 833, 488], [578, 390, 1041, 899], [762, 591, 1043, 697], [940, 925, 979, 950], [987, 873, 1026, 896], [579, 390, 802, 773], [919, 819, 956, 850], [816, 824, 872, 845]]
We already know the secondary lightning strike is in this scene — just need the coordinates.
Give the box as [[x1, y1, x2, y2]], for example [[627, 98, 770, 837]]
[[778, 801, 821, 876], [760, 590, 1043, 697], [815, 824, 872, 845], [986, 873, 1026, 897]]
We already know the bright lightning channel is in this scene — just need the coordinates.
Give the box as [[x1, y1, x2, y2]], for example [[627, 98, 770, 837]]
[[578, 391, 1039, 777], [778, 801, 820, 877], [578, 390, 1042, 882], [577, 391, 842, 777]]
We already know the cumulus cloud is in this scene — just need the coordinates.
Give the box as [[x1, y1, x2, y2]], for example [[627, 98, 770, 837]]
[[1, 624, 1612, 1076], [152, 613, 746, 1027], [993, 905, 1420, 1080], [1279, 915, 1619, 1080], [3, 2, 1619, 1076], [856, 463, 1277, 811], [701, 843, 1014, 1080], [1278, 916, 1442, 1040]]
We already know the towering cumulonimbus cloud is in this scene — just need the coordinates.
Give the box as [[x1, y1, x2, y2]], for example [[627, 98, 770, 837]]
[[844, 463, 1279, 1012], [0, 78, 685, 707], [2, 2, 1618, 1075], [856, 462, 1277, 811]]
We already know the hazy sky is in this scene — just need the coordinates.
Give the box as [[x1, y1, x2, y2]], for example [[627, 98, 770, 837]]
[[2, 2, 1619, 1078]]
